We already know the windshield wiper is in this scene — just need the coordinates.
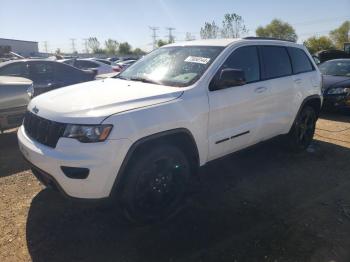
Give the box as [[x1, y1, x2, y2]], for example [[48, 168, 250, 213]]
[[114, 75, 129, 80], [129, 76, 160, 85]]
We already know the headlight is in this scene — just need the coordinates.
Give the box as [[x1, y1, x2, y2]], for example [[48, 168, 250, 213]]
[[63, 124, 113, 143], [27, 84, 34, 98], [327, 87, 350, 95]]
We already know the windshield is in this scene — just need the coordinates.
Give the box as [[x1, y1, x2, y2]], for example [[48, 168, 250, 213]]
[[117, 46, 224, 87], [319, 60, 350, 77]]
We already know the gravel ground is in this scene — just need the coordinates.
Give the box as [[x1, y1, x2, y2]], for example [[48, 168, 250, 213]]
[[0, 112, 350, 262]]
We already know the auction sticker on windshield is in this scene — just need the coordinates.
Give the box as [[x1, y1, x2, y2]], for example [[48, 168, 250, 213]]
[[185, 56, 211, 64]]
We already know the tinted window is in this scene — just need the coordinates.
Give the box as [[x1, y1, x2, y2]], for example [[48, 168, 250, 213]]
[[221, 46, 260, 83], [30, 62, 55, 81], [288, 47, 313, 74], [96, 59, 111, 65], [75, 60, 99, 69], [261, 46, 292, 79], [55, 63, 81, 81], [0, 62, 25, 76]]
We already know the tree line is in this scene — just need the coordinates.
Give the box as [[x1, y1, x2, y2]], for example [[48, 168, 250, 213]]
[[85, 37, 146, 56], [200, 14, 350, 54]]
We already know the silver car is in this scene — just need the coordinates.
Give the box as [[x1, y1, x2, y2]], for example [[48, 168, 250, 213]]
[[0, 76, 33, 132]]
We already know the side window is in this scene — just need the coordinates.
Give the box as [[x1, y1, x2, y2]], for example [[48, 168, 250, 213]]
[[30, 62, 55, 81], [55, 63, 80, 81], [0, 62, 24, 76], [288, 47, 314, 74], [222, 46, 260, 83], [260, 46, 292, 80]]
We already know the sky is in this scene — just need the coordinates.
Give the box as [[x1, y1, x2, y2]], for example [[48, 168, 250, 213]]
[[1, 0, 349, 53]]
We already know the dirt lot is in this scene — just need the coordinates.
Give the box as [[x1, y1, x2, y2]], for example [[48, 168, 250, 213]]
[[1, 113, 350, 262]]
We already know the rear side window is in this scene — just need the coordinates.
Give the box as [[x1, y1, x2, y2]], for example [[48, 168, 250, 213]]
[[75, 60, 99, 69], [288, 47, 314, 74], [55, 63, 81, 80], [260, 46, 292, 80], [0, 62, 25, 76], [222, 46, 260, 83]]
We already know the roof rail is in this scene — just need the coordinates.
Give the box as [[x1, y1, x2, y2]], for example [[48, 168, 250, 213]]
[[243, 37, 295, 43]]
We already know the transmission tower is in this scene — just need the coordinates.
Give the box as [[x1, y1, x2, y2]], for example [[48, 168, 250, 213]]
[[149, 26, 159, 50], [70, 38, 76, 53], [83, 38, 89, 53], [165, 27, 176, 43], [43, 41, 48, 54]]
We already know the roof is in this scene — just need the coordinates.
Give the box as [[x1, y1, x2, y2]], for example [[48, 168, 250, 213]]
[[0, 76, 32, 85], [165, 38, 301, 48], [0, 38, 38, 44], [0, 59, 54, 67], [167, 38, 241, 47]]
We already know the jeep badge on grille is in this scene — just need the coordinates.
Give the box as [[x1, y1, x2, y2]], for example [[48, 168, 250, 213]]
[[32, 106, 39, 114]]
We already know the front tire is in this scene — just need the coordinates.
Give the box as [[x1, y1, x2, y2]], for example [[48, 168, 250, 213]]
[[120, 144, 190, 224], [286, 106, 317, 152]]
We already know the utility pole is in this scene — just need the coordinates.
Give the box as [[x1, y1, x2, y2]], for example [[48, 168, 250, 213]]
[[83, 38, 89, 53], [149, 26, 159, 50], [165, 27, 176, 43], [43, 41, 48, 54], [70, 38, 76, 53]]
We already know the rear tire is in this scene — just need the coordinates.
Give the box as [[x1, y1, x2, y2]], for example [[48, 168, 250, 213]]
[[286, 106, 317, 152], [119, 144, 190, 224]]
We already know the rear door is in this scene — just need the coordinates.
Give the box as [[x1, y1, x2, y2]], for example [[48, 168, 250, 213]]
[[258, 45, 296, 136], [54, 62, 88, 87]]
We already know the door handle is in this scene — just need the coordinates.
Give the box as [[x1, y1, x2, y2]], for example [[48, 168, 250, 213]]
[[254, 86, 267, 93]]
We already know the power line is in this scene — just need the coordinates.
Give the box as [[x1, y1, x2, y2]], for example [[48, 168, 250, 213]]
[[149, 26, 159, 50]]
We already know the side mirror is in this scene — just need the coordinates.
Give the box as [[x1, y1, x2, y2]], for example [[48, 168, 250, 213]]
[[211, 68, 246, 90]]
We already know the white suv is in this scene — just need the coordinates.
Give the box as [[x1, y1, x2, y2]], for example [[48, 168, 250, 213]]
[[18, 38, 322, 222]]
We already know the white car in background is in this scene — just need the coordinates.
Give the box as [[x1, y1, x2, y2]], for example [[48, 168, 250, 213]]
[[60, 58, 115, 75]]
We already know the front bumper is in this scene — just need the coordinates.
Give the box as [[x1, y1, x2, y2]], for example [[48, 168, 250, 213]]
[[323, 94, 350, 109], [17, 125, 131, 199], [0, 106, 26, 131]]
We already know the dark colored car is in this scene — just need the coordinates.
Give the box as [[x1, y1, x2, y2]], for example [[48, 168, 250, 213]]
[[319, 59, 350, 110], [314, 50, 350, 64], [0, 59, 96, 96]]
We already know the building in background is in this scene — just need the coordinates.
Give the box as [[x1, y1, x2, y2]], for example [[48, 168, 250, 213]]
[[0, 38, 38, 57]]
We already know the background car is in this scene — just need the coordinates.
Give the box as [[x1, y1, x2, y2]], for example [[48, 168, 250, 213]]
[[314, 50, 350, 64], [60, 58, 118, 75], [87, 58, 123, 72], [106, 57, 120, 62], [319, 59, 350, 111], [0, 60, 96, 96], [0, 76, 33, 132], [116, 59, 136, 70]]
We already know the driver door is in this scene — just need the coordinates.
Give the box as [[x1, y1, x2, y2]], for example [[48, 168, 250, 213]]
[[207, 45, 270, 160]]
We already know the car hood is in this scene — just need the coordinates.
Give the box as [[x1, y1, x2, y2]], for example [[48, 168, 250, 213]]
[[28, 78, 183, 124], [322, 75, 350, 93]]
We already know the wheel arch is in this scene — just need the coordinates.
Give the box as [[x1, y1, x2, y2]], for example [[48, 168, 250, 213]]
[[110, 128, 200, 197], [296, 94, 322, 119], [289, 94, 322, 133]]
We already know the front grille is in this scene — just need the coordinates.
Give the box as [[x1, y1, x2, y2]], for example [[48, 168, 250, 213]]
[[23, 111, 66, 148]]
